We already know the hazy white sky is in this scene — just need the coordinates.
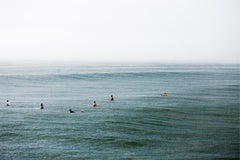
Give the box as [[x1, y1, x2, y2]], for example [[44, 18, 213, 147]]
[[0, 0, 239, 63]]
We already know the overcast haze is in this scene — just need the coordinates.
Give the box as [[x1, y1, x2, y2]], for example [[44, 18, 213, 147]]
[[0, 0, 239, 63]]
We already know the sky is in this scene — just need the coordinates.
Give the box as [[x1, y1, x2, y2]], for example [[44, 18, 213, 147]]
[[0, 0, 239, 63]]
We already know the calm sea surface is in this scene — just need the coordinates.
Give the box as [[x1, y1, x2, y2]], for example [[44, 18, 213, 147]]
[[0, 64, 239, 160]]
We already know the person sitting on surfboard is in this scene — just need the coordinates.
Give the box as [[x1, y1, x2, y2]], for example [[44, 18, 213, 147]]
[[93, 101, 97, 107], [40, 103, 44, 109], [6, 100, 11, 106], [110, 95, 114, 101]]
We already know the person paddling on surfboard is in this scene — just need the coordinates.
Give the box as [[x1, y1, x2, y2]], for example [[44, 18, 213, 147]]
[[69, 109, 75, 113]]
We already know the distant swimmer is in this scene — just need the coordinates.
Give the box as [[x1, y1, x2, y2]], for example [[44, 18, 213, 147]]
[[93, 101, 97, 107], [40, 103, 44, 109], [6, 100, 11, 106], [161, 92, 168, 96], [110, 95, 114, 101], [69, 109, 75, 113]]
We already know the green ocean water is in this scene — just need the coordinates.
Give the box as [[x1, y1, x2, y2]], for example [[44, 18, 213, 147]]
[[0, 64, 239, 160]]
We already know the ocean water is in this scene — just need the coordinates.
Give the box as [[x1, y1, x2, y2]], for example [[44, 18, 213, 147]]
[[0, 63, 239, 160]]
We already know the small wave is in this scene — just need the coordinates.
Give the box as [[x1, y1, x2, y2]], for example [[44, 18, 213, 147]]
[[0, 71, 206, 82], [0, 132, 20, 139]]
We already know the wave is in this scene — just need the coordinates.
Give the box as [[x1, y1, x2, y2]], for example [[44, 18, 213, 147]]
[[0, 71, 205, 82]]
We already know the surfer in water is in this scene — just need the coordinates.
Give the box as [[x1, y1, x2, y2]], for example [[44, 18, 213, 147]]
[[110, 95, 114, 101], [161, 92, 168, 96], [40, 103, 44, 109], [69, 109, 75, 113], [6, 100, 11, 106], [93, 101, 97, 107]]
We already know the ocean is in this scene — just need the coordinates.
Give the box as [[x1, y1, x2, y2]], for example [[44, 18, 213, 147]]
[[0, 63, 239, 160]]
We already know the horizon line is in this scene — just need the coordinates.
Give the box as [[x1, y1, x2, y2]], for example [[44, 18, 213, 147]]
[[0, 60, 239, 66]]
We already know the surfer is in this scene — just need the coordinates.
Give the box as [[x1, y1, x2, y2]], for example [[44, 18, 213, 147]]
[[110, 95, 114, 101], [40, 103, 44, 109], [6, 100, 11, 106], [69, 109, 75, 113], [161, 92, 168, 96], [93, 101, 97, 107]]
